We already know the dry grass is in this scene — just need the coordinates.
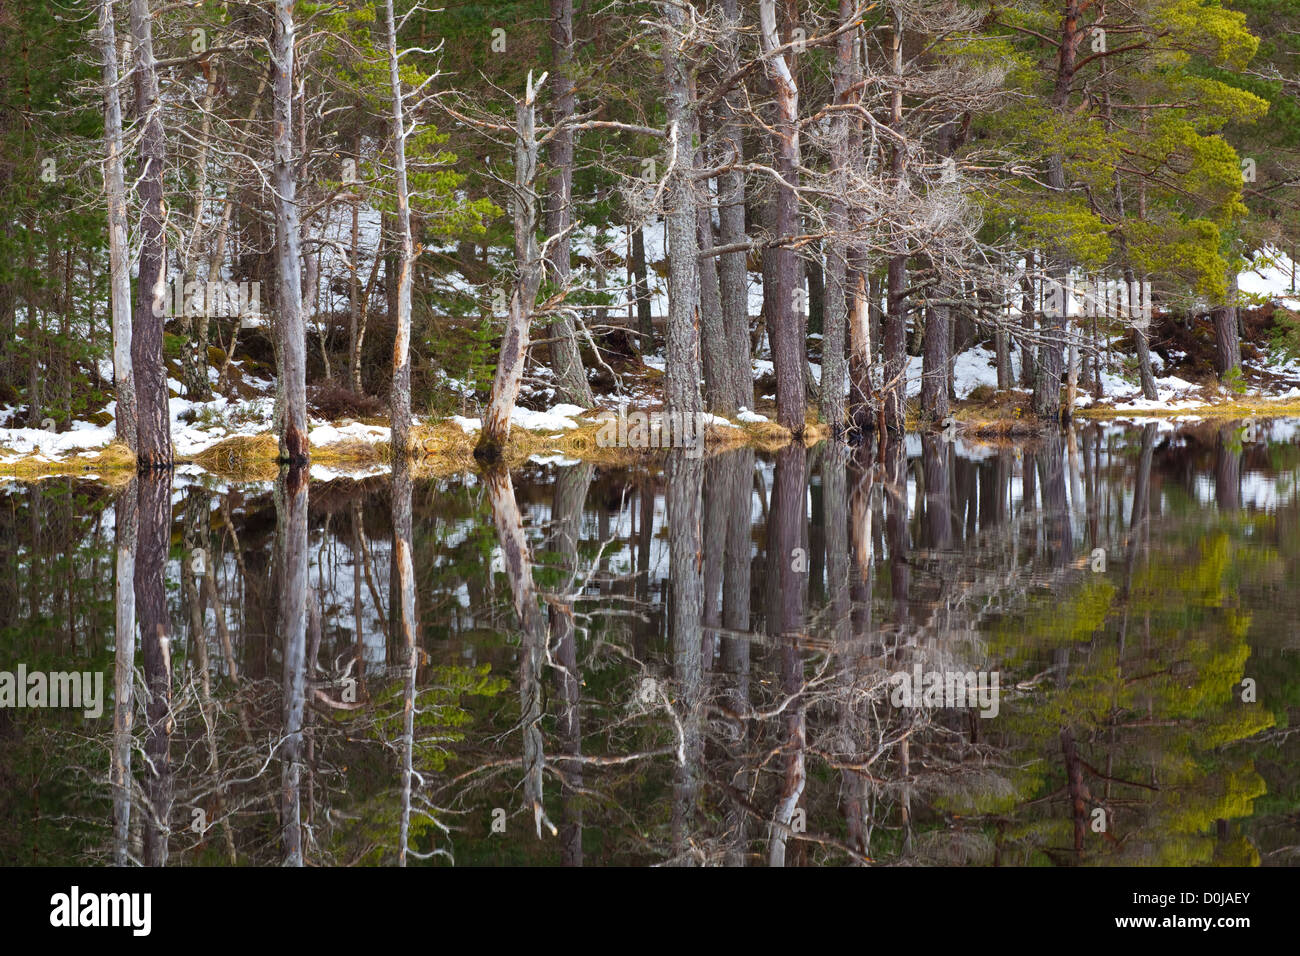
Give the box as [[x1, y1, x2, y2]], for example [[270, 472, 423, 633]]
[[1075, 396, 1300, 421], [0, 440, 138, 483], [0, 408, 829, 483], [189, 433, 281, 481]]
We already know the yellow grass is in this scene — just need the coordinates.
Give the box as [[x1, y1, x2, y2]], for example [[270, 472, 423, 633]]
[[0, 440, 138, 483], [1075, 396, 1300, 421]]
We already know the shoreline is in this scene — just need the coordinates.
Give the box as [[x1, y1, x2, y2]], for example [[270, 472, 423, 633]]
[[3, 396, 1298, 483]]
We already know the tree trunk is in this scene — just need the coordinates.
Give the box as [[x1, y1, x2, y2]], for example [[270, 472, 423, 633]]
[[1019, 250, 1037, 388], [882, 11, 907, 435], [477, 77, 546, 460], [632, 225, 655, 353], [821, 0, 856, 430], [99, 0, 136, 451], [921, 302, 950, 422], [759, 0, 804, 436], [546, 0, 594, 408], [695, 108, 731, 413], [384, 0, 417, 456], [718, 0, 753, 411], [272, 0, 308, 464], [1033, 0, 1082, 425], [1213, 272, 1242, 382], [660, 3, 703, 423], [129, 0, 171, 469]]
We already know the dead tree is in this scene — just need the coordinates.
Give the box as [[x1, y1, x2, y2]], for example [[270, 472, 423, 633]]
[[383, 0, 419, 456], [128, 0, 170, 469], [98, 0, 135, 451], [759, 0, 805, 436], [476, 73, 548, 461], [272, 0, 308, 464], [545, 0, 595, 408]]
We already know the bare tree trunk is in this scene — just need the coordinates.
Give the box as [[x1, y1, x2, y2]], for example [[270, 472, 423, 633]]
[[179, 63, 217, 402], [1213, 272, 1242, 381], [632, 226, 655, 353], [546, 0, 594, 407], [384, 0, 417, 456], [273, 0, 308, 464], [477, 76, 546, 460], [718, 0, 752, 411], [1034, 0, 1081, 425], [882, 10, 907, 435], [821, 0, 856, 429], [696, 109, 731, 414], [995, 325, 1011, 391], [99, 0, 135, 451], [349, 133, 364, 393], [129, 0, 171, 469], [660, 3, 703, 423], [921, 301, 951, 423], [759, 0, 804, 436], [1019, 250, 1037, 388]]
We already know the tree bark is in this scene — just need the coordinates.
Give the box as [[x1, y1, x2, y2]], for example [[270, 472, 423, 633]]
[[718, 0, 753, 412], [695, 107, 731, 413], [759, 0, 804, 436], [821, 0, 856, 430], [546, 0, 594, 407], [384, 0, 417, 456], [99, 0, 136, 451], [272, 0, 308, 464], [129, 0, 171, 469], [882, 10, 907, 434], [632, 225, 655, 353], [660, 2, 703, 423], [1213, 272, 1242, 381], [477, 77, 546, 460]]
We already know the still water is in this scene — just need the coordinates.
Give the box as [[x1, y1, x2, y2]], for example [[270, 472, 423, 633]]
[[2, 420, 1297, 866]]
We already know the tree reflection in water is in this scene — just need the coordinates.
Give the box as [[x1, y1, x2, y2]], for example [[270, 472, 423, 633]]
[[0, 420, 1295, 866]]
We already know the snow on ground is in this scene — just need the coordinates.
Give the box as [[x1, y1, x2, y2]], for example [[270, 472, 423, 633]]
[[1239, 248, 1300, 309], [451, 403, 587, 433], [0, 420, 116, 460], [309, 420, 391, 446]]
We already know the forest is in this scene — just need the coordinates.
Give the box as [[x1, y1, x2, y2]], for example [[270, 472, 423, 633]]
[[2, 0, 1300, 473]]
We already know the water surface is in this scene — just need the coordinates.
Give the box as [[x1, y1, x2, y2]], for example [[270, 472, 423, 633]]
[[1, 419, 1297, 866]]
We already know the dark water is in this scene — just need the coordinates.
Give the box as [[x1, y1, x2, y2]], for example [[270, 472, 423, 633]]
[[2, 420, 1298, 866]]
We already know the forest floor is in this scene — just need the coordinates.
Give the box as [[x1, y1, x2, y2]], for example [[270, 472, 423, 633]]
[[4, 305, 1300, 482]]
